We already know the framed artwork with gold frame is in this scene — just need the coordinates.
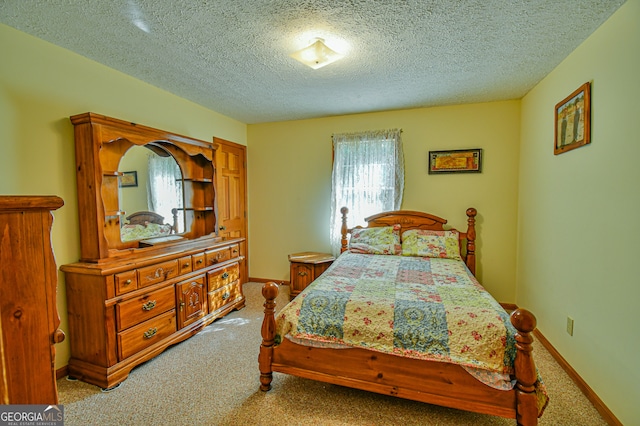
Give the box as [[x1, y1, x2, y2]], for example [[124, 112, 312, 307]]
[[428, 149, 482, 174], [554, 82, 591, 155], [119, 171, 138, 187]]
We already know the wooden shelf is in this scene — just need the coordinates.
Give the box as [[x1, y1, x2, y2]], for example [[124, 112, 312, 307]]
[[178, 178, 213, 183], [176, 207, 214, 212]]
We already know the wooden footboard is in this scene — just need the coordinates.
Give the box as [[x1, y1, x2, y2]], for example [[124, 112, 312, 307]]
[[511, 309, 540, 425], [259, 282, 540, 426]]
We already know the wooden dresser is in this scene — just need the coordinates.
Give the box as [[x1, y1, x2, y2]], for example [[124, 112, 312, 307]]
[[61, 113, 246, 389], [0, 195, 65, 404], [61, 237, 244, 389]]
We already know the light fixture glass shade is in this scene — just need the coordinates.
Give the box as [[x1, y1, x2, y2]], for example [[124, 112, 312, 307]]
[[290, 38, 343, 69]]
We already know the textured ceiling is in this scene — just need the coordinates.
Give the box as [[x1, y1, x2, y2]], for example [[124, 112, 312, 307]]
[[0, 1, 625, 124]]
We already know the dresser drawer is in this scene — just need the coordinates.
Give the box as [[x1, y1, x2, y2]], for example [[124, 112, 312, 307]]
[[137, 259, 179, 288], [208, 281, 242, 315], [178, 255, 193, 274], [192, 252, 206, 271], [207, 263, 240, 292], [115, 270, 138, 295], [229, 244, 240, 258], [115, 285, 176, 331], [117, 310, 176, 360], [205, 247, 231, 266]]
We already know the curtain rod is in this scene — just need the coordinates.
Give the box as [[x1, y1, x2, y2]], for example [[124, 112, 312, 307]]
[[331, 128, 403, 139]]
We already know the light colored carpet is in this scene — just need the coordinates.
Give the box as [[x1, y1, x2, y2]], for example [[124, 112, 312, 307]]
[[58, 282, 607, 425]]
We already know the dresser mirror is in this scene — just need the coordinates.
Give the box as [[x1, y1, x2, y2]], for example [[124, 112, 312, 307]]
[[72, 112, 218, 261], [118, 145, 186, 242]]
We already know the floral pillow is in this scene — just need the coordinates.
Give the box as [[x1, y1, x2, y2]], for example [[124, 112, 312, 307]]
[[349, 224, 401, 255], [401, 229, 462, 260]]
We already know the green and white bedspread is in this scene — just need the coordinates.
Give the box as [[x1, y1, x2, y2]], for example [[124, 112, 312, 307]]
[[277, 252, 522, 390]]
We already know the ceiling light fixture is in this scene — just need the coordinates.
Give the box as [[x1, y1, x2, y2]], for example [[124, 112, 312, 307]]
[[290, 38, 343, 70]]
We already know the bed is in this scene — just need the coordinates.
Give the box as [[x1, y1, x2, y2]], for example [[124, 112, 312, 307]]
[[259, 207, 548, 426], [120, 210, 176, 242]]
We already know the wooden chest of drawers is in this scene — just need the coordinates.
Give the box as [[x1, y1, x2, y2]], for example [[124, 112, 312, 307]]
[[288, 252, 335, 300], [0, 196, 65, 404], [62, 237, 245, 390]]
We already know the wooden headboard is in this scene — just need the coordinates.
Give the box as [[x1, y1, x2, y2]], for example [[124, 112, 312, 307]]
[[126, 211, 166, 226], [339, 207, 477, 274], [125, 210, 178, 234]]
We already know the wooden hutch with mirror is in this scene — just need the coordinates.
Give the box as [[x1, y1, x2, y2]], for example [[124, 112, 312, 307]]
[[61, 112, 246, 390]]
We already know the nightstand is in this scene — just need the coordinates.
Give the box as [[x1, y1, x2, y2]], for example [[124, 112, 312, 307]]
[[288, 252, 335, 300]]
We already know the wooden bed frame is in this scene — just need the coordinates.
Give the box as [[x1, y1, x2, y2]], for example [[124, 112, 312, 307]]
[[259, 208, 541, 426], [125, 210, 177, 233]]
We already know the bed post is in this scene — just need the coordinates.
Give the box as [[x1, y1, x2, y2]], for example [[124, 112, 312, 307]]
[[510, 308, 539, 426], [171, 208, 178, 233], [340, 207, 349, 253], [259, 282, 279, 391], [465, 208, 477, 274]]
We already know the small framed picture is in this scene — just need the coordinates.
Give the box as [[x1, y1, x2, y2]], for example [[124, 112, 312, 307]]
[[428, 149, 482, 174], [554, 82, 591, 155], [119, 171, 138, 187]]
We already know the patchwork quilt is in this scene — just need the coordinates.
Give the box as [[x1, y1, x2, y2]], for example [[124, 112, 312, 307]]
[[275, 252, 549, 415]]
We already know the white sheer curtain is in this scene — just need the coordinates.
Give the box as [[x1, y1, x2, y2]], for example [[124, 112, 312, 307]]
[[330, 129, 404, 255], [147, 154, 184, 231]]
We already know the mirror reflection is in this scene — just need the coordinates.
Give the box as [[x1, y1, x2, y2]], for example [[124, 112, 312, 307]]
[[118, 145, 185, 242]]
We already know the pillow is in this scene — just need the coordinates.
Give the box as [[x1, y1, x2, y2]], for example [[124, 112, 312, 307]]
[[349, 224, 401, 255], [401, 229, 462, 260]]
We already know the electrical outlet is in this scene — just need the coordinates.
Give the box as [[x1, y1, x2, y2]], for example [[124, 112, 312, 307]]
[[566, 316, 574, 336]]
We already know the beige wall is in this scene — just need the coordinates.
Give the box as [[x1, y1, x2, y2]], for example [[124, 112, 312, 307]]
[[247, 101, 521, 302], [518, 0, 639, 423], [119, 146, 150, 215], [2, 2, 637, 421], [0, 23, 247, 369]]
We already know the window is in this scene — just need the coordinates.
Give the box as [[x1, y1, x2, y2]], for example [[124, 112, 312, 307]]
[[330, 129, 404, 255], [147, 153, 184, 232]]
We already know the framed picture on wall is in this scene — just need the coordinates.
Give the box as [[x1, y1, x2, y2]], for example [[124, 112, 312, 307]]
[[554, 82, 591, 155], [119, 171, 138, 187], [428, 149, 482, 174]]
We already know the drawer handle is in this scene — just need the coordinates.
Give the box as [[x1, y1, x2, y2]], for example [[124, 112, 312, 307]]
[[222, 292, 230, 300], [221, 272, 229, 279], [232, 249, 238, 254], [298, 271, 308, 276], [124, 279, 132, 286], [183, 262, 190, 268], [219, 225, 226, 231], [197, 259, 204, 264], [142, 300, 157, 311], [143, 328, 158, 339], [154, 267, 164, 278]]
